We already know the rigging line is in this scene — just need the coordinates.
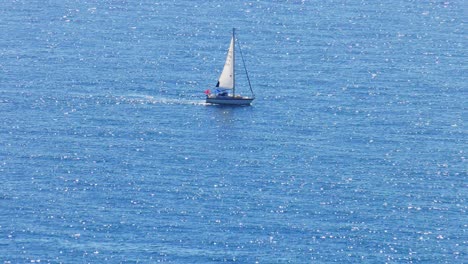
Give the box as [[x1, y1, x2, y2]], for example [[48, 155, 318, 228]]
[[237, 35, 255, 98]]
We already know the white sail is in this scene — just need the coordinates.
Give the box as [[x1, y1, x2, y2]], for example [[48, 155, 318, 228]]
[[216, 37, 234, 89]]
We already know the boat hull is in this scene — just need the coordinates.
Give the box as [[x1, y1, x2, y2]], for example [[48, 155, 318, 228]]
[[206, 96, 254, 105]]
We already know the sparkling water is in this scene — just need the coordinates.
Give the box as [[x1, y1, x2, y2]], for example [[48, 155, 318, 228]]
[[0, 0, 466, 262]]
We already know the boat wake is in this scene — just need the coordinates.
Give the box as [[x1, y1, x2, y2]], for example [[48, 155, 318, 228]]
[[115, 95, 207, 106], [66, 93, 208, 106]]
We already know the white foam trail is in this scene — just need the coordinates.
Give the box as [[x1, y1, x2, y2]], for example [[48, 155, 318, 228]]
[[116, 95, 207, 106]]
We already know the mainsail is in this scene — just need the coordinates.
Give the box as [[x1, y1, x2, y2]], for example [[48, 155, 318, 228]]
[[216, 37, 234, 89]]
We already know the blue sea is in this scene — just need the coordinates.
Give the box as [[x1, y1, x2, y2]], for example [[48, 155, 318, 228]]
[[0, 0, 466, 263]]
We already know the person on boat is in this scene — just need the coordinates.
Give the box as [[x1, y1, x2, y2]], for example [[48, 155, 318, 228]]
[[214, 89, 228, 97], [219, 91, 228, 96]]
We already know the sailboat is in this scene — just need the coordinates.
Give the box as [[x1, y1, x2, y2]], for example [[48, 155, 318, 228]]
[[205, 28, 255, 105]]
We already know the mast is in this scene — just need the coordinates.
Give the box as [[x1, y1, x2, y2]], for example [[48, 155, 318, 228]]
[[232, 28, 235, 97]]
